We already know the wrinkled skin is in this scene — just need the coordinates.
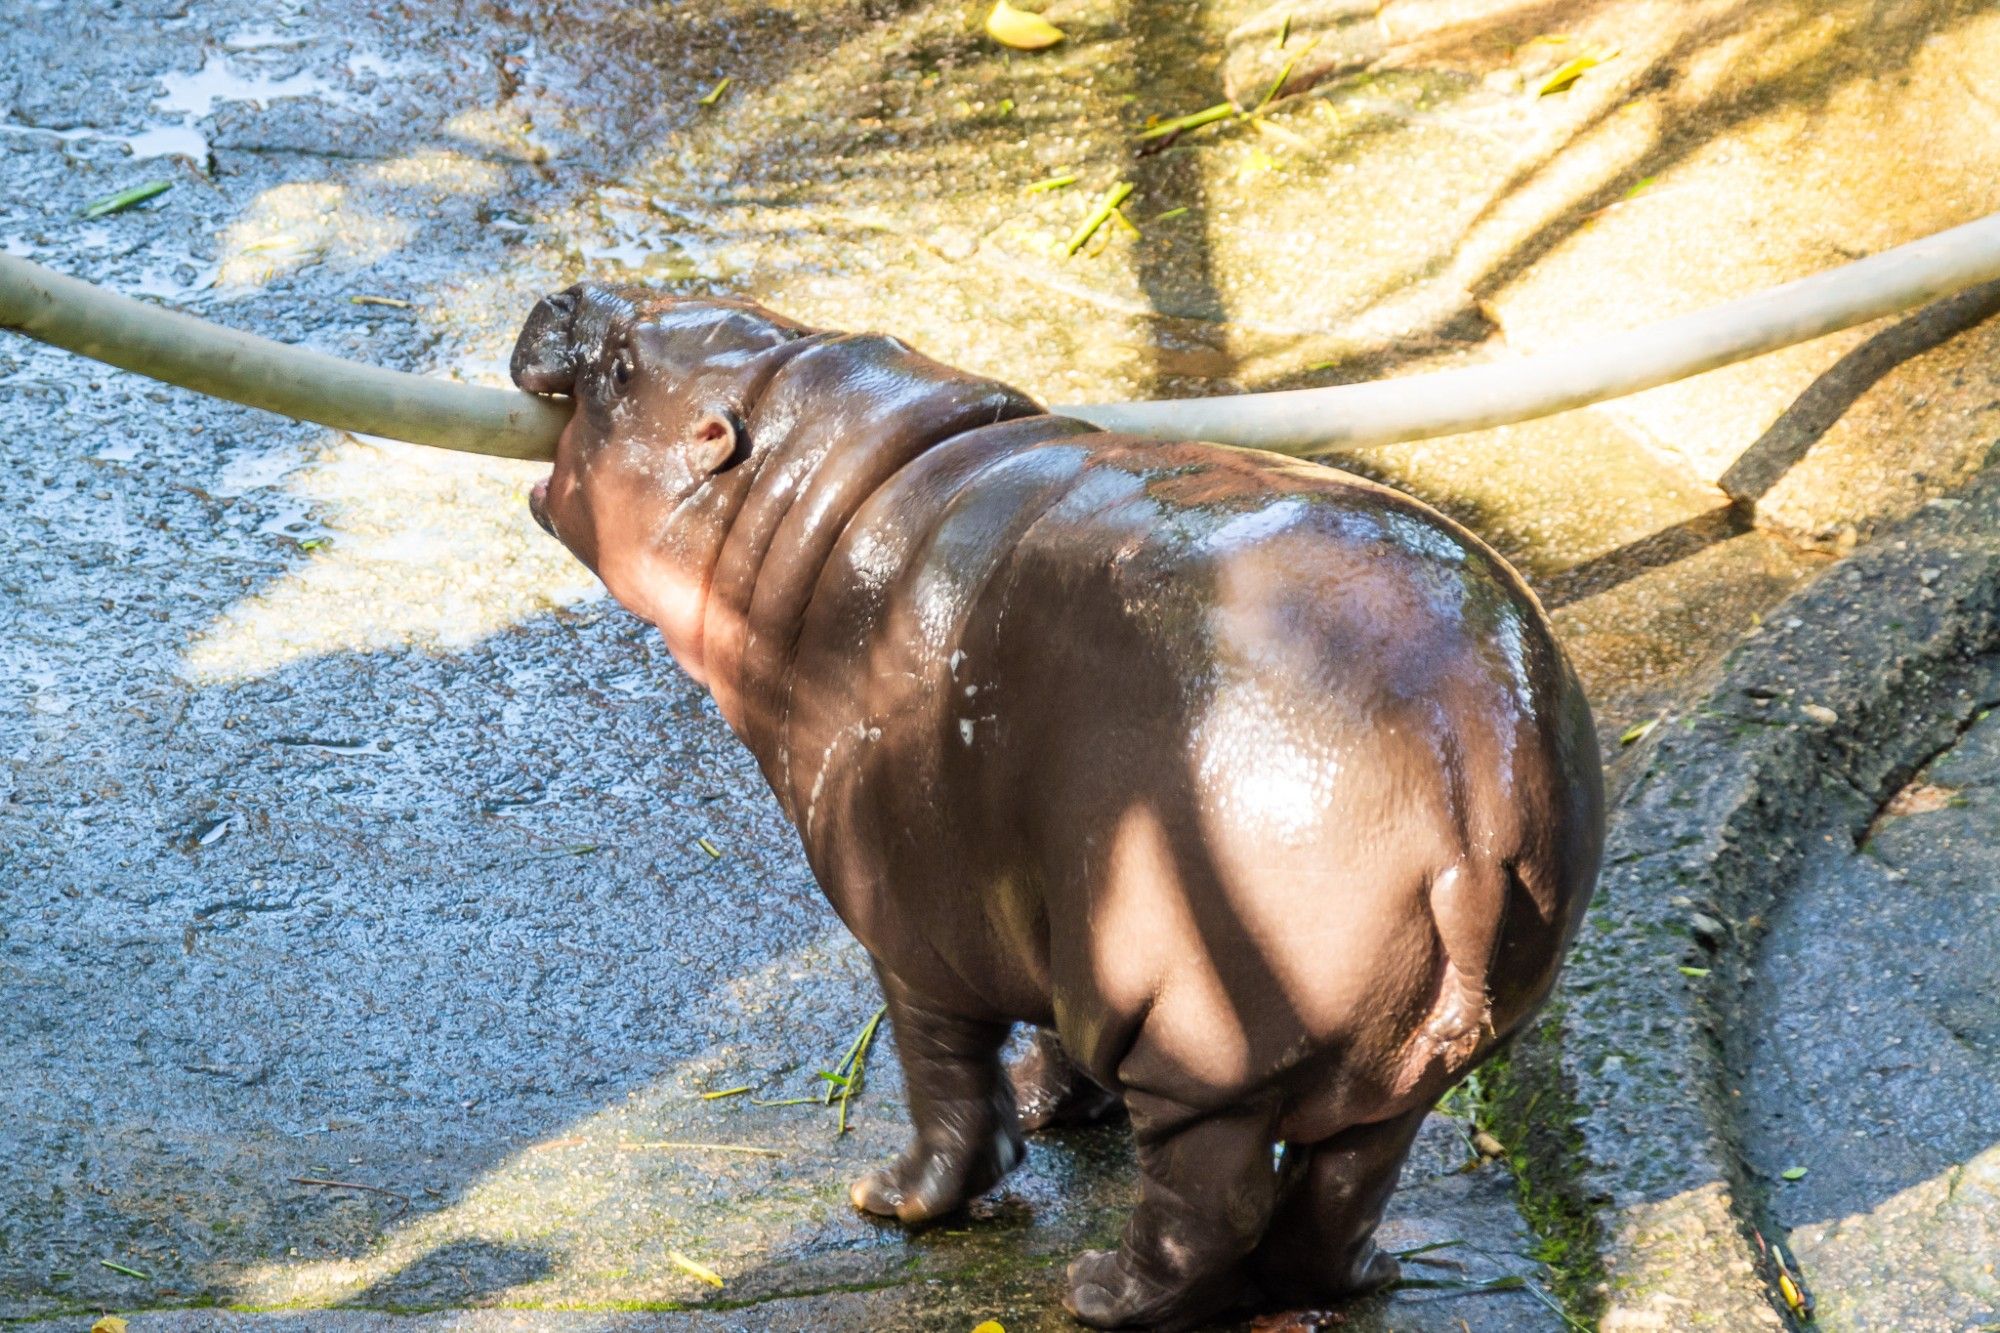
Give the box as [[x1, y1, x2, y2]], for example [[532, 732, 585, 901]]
[[511, 285, 1605, 1330]]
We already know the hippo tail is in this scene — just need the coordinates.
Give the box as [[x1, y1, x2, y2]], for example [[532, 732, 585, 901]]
[[1389, 673, 1605, 1101]]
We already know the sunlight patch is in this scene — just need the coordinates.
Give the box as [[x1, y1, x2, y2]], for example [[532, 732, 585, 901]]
[[181, 431, 599, 683], [216, 182, 413, 287]]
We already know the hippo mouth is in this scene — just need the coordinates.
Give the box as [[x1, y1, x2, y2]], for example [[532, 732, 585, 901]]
[[528, 474, 556, 536]]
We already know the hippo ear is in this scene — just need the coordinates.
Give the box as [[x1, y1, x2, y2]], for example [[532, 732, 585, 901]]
[[511, 287, 583, 395], [687, 410, 742, 474]]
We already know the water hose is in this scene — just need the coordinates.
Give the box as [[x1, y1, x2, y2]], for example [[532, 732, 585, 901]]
[[7, 209, 2000, 460], [1056, 210, 2000, 449], [0, 253, 566, 460]]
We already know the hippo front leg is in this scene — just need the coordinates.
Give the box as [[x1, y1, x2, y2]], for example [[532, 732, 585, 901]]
[[849, 970, 1025, 1225], [1011, 1027, 1124, 1133]]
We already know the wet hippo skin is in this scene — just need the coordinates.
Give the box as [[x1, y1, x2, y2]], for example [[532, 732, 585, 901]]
[[510, 285, 1605, 1331]]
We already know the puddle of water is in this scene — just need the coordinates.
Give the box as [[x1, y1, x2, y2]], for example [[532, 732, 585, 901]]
[[578, 194, 707, 280], [125, 52, 349, 162], [154, 54, 342, 122], [127, 261, 221, 300], [0, 122, 101, 146], [214, 443, 311, 497], [4, 45, 376, 165], [122, 122, 212, 161], [0, 114, 206, 162]]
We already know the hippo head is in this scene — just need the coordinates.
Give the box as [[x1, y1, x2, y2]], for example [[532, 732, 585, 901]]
[[510, 283, 815, 680]]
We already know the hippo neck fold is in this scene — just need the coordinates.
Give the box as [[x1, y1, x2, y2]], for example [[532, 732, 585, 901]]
[[697, 334, 1045, 792]]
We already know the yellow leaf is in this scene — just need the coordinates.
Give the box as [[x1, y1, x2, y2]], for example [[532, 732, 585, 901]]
[[1536, 44, 1620, 96], [986, 1, 1064, 50], [1536, 54, 1599, 95], [972, 1323, 1007, 1333], [1618, 717, 1659, 746], [666, 1249, 725, 1288], [92, 1320, 130, 1333]]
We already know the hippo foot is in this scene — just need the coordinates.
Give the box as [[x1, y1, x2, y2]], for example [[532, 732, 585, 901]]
[[1010, 1031, 1124, 1133], [1347, 1241, 1400, 1293], [1063, 1247, 1241, 1332], [848, 1127, 1025, 1225], [1254, 1240, 1400, 1310]]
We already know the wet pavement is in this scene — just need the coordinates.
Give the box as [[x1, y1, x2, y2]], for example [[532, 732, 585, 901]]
[[1744, 695, 2000, 1331], [6, 0, 2000, 1328]]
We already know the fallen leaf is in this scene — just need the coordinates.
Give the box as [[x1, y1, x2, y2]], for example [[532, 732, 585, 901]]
[[91, 1319, 129, 1333], [1619, 717, 1660, 745], [82, 180, 173, 219], [1537, 46, 1619, 96], [1777, 1267, 1809, 1315], [986, 1, 1064, 50], [1781, 1165, 1808, 1181], [1065, 180, 1134, 255], [1135, 101, 1238, 142], [972, 1322, 1007, 1333], [667, 1249, 725, 1288]]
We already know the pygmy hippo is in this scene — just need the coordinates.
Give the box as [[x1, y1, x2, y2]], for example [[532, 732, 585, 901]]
[[510, 285, 1605, 1330]]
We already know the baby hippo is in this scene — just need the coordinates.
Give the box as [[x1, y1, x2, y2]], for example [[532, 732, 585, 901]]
[[511, 284, 1604, 1330]]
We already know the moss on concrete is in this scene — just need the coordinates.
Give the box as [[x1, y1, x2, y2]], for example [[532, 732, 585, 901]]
[[1477, 1009, 1605, 1327]]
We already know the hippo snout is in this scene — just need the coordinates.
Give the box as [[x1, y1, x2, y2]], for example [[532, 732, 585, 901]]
[[510, 287, 584, 396]]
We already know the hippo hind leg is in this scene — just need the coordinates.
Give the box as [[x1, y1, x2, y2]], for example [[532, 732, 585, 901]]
[[849, 972, 1024, 1225], [1010, 1027, 1124, 1133], [1247, 1105, 1429, 1308], [1063, 1094, 1283, 1331]]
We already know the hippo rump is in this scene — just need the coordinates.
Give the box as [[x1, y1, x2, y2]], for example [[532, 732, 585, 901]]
[[509, 285, 1605, 1331]]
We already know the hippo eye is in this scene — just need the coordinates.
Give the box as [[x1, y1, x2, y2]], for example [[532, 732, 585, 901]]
[[610, 353, 633, 393]]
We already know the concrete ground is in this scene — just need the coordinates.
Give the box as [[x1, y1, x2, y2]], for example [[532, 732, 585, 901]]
[[4, 0, 2000, 1328], [1747, 699, 2000, 1328]]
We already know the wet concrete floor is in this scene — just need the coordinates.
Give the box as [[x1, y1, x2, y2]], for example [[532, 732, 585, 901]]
[[1743, 685, 2000, 1331], [6, 0, 2000, 1327]]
